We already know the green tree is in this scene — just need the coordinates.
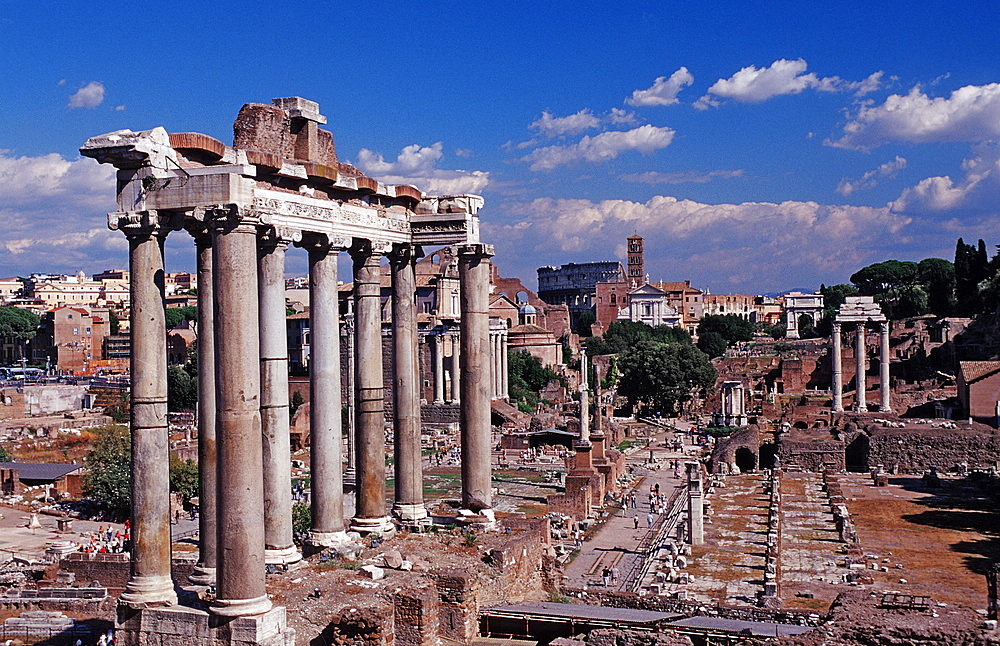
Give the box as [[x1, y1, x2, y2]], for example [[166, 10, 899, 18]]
[[618, 341, 716, 415], [167, 365, 197, 412], [292, 501, 311, 538], [108, 309, 121, 335], [697, 314, 753, 346], [575, 311, 595, 337], [290, 390, 305, 422], [169, 453, 199, 502], [584, 320, 691, 356], [917, 258, 955, 317], [507, 350, 558, 413], [0, 307, 40, 358], [164, 306, 197, 329], [83, 425, 132, 516], [850, 260, 929, 319], [0, 443, 11, 462], [696, 330, 727, 358]]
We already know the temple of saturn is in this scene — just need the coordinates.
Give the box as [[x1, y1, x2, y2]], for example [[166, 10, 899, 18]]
[[831, 296, 891, 413], [81, 97, 496, 644]]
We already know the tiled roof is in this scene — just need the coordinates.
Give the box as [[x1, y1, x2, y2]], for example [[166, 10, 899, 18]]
[[959, 361, 1000, 383]]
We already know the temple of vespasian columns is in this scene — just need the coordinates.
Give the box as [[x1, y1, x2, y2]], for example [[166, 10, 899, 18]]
[[81, 97, 496, 646]]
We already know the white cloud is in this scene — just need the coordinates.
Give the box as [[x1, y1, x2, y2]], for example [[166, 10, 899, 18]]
[[0, 152, 123, 274], [355, 142, 489, 195], [487, 195, 911, 292], [626, 68, 694, 107], [530, 109, 601, 138], [520, 125, 675, 171], [836, 156, 907, 195], [698, 59, 883, 106], [890, 144, 1000, 214], [68, 81, 106, 109], [831, 83, 1000, 150], [621, 169, 744, 185], [607, 108, 638, 125]]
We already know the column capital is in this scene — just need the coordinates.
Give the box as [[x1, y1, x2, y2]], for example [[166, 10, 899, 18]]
[[108, 210, 183, 237], [191, 203, 269, 229], [455, 243, 495, 260], [259, 224, 302, 250], [350, 238, 393, 259], [295, 232, 351, 253], [387, 243, 425, 264]]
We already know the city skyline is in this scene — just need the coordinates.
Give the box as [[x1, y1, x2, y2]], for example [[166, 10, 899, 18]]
[[1, 1, 999, 294]]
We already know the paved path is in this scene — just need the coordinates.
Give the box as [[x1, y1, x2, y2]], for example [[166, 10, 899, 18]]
[[562, 421, 703, 591]]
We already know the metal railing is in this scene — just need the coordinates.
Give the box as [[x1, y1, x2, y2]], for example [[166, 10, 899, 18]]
[[618, 486, 686, 592]]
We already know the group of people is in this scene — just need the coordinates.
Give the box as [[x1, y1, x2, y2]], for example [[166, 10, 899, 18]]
[[80, 522, 130, 554]]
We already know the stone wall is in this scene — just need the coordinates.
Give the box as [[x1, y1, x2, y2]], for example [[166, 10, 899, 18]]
[[393, 587, 438, 646], [866, 425, 1000, 473]]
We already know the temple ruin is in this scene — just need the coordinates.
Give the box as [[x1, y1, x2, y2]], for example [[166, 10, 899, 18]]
[[80, 97, 496, 646]]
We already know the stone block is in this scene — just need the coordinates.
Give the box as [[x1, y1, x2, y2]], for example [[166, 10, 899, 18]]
[[361, 565, 385, 580]]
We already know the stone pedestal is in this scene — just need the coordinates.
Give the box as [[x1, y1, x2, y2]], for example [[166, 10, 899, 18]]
[[117, 603, 295, 646], [686, 462, 704, 546]]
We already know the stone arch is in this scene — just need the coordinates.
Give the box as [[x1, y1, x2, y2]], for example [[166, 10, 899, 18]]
[[516, 290, 529, 304], [735, 447, 757, 473]]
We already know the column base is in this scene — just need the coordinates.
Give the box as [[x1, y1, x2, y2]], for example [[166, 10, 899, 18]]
[[457, 507, 496, 531], [212, 594, 273, 618], [304, 530, 361, 558], [120, 575, 178, 608], [117, 602, 294, 646], [264, 545, 302, 566], [188, 565, 216, 586], [392, 503, 429, 522], [349, 515, 396, 537]]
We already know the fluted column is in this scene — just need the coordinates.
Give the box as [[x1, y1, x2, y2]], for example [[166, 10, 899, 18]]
[[831, 322, 843, 412], [501, 330, 509, 399], [189, 229, 217, 585], [117, 211, 177, 608], [390, 244, 427, 522], [300, 234, 349, 548], [855, 324, 867, 413], [344, 314, 356, 485], [350, 240, 393, 535], [490, 331, 499, 399], [579, 349, 590, 444], [210, 209, 269, 617], [458, 243, 495, 517], [449, 335, 461, 404], [879, 321, 891, 412], [433, 334, 445, 404], [258, 228, 301, 565]]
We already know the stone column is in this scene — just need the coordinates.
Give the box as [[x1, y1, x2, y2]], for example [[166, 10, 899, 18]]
[[458, 243, 495, 517], [189, 229, 217, 585], [855, 324, 867, 413], [500, 330, 509, 400], [350, 240, 393, 535], [301, 234, 349, 548], [686, 462, 704, 546], [344, 314, 356, 485], [593, 366, 603, 434], [433, 334, 445, 404], [879, 321, 891, 412], [579, 349, 590, 444], [831, 322, 843, 413], [449, 335, 461, 404], [118, 211, 177, 608], [210, 209, 269, 617], [258, 228, 301, 566], [390, 244, 427, 522]]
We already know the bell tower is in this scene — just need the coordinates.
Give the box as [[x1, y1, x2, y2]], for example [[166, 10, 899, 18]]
[[627, 234, 644, 287]]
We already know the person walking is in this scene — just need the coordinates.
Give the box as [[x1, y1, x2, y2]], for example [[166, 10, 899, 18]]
[[646, 513, 653, 528], [633, 515, 639, 529], [601, 567, 611, 587]]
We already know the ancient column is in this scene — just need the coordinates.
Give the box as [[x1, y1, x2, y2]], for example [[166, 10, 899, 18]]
[[579, 349, 590, 444], [491, 331, 500, 399], [831, 322, 843, 413], [118, 211, 177, 608], [449, 335, 461, 404], [500, 329, 509, 399], [189, 229, 217, 585], [344, 314, 356, 485], [390, 244, 427, 522], [302, 235, 348, 548], [433, 334, 445, 404], [593, 366, 603, 434], [686, 461, 704, 546], [258, 228, 301, 565], [855, 324, 867, 412], [351, 240, 393, 535], [210, 209, 269, 617], [879, 321, 891, 412], [458, 243, 495, 517]]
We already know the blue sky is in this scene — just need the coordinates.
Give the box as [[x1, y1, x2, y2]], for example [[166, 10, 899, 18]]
[[2, 1, 999, 294]]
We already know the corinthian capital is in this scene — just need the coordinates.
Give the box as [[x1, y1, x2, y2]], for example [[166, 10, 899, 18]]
[[108, 210, 184, 237]]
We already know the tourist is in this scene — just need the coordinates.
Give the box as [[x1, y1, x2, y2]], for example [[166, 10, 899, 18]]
[[646, 513, 653, 528], [611, 565, 620, 585], [601, 567, 611, 587], [633, 515, 639, 529]]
